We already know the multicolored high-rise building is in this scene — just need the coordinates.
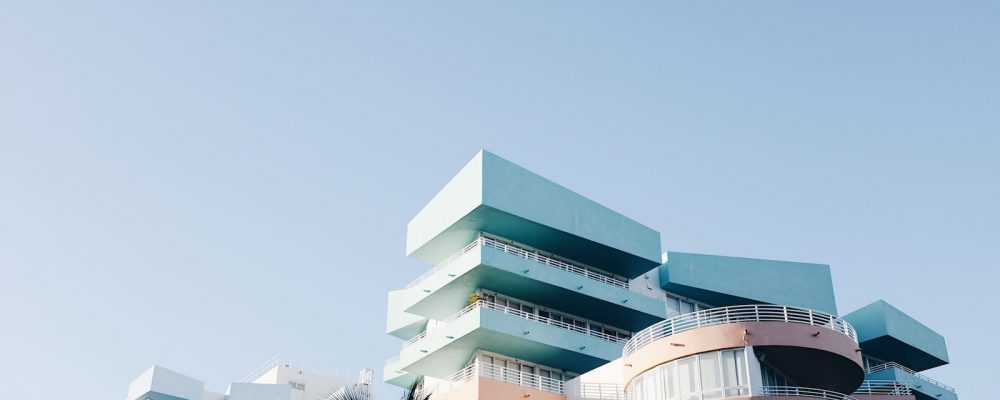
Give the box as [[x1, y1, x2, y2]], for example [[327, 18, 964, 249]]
[[385, 151, 954, 400]]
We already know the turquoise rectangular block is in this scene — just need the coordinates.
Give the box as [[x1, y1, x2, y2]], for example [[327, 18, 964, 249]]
[[386, 290, 429, 340], [866, 366, 957, 400], [844, 300, 949, 371], [383, 361, 420, 388], [406, 150, 661, 278], [402, 243, 665, 331], [394, 304, 622, 380], [660, 251, 838, 314]]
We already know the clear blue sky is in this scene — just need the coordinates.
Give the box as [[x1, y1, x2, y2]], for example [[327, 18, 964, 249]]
[[1, 1, 996, 399]]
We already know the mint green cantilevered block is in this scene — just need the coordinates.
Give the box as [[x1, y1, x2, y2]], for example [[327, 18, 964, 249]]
[[844, 300, 949, 371], [660, 251, 838, 314], [406, 150, 661, 279]]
